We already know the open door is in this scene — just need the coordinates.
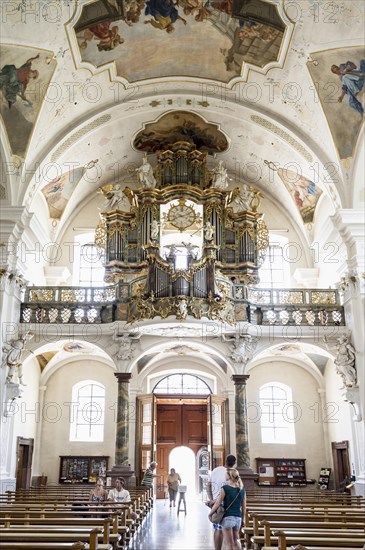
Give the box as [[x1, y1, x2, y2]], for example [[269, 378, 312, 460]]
[[331, 440, 351, 491], [208, 396, 226, 470], [16, 437, 34, 490], [136, 395, 156, 485]]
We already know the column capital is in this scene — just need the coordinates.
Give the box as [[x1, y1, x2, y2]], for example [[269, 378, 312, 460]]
[[231, 374, 250, 386], [114, 373, 132, 383]]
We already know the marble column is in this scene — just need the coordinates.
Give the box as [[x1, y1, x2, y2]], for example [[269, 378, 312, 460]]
[[231, 374, 258, 488], [114, 372, 132, 465], [109, 373, 135, 487]]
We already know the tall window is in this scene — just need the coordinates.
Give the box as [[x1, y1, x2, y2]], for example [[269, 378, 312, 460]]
[[73, 233, 105, 286], [69, 380, 105, 442], [258, 235, 290, 288], [259, 382, 296, 444]]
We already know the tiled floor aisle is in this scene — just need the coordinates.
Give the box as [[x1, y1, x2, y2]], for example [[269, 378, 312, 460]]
[[128, 498, 215, 550]]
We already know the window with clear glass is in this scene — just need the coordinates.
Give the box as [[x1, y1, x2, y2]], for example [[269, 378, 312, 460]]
[[69, 381, 105, 442], [258, 235, 290, 289], [153, 374, 211, 394], [73, 233, 105, 287], [79, 244, 105, 287], [259, 383, 296, 444]]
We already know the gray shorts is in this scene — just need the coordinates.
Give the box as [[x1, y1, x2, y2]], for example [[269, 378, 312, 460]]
[[220, 515, 241, 530]]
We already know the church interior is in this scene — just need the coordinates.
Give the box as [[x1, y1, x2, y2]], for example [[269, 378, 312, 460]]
[[0, 0, 364, 548]]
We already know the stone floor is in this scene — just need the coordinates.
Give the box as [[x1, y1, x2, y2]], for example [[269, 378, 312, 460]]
[[127, 498, 215, 549]]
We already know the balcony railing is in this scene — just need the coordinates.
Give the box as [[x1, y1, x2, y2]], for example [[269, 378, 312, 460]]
[[20, 283, 345, 326]]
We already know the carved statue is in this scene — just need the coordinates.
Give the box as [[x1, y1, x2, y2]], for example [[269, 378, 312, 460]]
[[164, 244, 178, 258], [211, 160, 231, 189], [204, 221, 215, 241], [177, 298, 188, 319], [150, 220, 160, 240], [136, 155, 156, 188], [324, 335, 357, 387], [99, 184, 129, 210], [234, 184, 255, 211], [182, 242, 199, 259], [223, 333, 254, 366], [113, 334, 137, 362], [2, 332, 33, 385]]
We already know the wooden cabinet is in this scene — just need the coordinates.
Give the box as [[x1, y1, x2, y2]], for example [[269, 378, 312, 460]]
[[256, 458, 307, 487], [59, 456, 109, 484]]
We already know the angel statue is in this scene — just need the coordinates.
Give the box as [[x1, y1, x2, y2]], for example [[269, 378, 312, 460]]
[[150, 220, 160, 240], [2, 332, 33, 385], [182, 242, 199, 259], [204, 221, 215, 241], [136, 155, 156, 188], [177, 298, 188, 319], [99, 184, 129, 210], [235, 184, 255, 211], [323, 334, 357, 388], [211, 160, 231, 189]]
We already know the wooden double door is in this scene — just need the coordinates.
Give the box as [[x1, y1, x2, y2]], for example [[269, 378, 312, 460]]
[[156, 403, 207, 497], [137, 395, 227, 497]]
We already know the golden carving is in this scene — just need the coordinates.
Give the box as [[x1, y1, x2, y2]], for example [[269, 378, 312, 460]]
[[311, 291, 336, 305], [128, 294, 235, 324], [95, 219, 107, 250]]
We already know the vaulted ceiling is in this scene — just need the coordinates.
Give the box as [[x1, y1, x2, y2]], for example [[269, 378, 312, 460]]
[[1, 0, 364, 247]]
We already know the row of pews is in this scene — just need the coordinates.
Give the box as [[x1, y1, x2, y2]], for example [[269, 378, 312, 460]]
[[242, 488, 365, 550], [0, 485, 153, 549]]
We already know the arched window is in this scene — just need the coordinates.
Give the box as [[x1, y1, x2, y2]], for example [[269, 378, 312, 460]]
[[153, 374, 211, 394], [259, 382, 296, 444], [69, 380, 105, 442], [258, 234, 290, 288]]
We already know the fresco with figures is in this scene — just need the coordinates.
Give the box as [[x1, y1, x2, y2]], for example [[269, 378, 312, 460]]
[[276, 167, 322, 225], [41, 167, 85, 220], [0, 45, 56, 157], [307, 47, 365, 160], [133, 111, 229, 153], [74, 0, 286, 83]]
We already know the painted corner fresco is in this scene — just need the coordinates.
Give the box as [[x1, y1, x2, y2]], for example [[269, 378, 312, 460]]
[[41, 167, 85, 220], [277, 167, 322, 225], [0, 45, 56, 157], [307, 47, 365, 159], [133, 111, 229, 153], [73, 0, 286, 83]]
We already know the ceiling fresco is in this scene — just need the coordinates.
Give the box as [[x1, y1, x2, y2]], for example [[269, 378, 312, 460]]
[[72, 0, 287, 83], [307, 46, 365, 160], [133, 111, 229, 154], [0, 45, 57, 157]]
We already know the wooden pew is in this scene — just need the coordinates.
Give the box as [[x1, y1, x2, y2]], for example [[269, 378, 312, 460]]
[[273, 530, 365, 550], [0, 527, 110, 550]]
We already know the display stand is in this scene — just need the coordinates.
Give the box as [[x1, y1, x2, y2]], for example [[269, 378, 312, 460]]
[[318, 467, 331, 490]]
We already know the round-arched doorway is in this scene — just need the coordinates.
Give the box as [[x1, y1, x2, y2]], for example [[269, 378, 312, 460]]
[[169, 446, 196, 495]]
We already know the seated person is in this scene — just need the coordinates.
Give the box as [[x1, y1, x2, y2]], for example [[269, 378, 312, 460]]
[[108, 477, 131, 503], [89, 477, 108, 503]]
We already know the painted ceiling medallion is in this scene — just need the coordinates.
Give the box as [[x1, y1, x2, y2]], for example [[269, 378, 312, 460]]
[[133, 111, 229, 154], [68, 0, 292, 85]]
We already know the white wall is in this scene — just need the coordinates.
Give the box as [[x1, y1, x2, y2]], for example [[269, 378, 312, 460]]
[[8, 356, 41, 478], [39, 359, 116, 484], [247, 361, 327, 480]]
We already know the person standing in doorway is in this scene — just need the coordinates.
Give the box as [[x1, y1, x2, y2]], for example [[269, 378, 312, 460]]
[[167, 467, 181, 507], [206, 454, 236, 550]]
